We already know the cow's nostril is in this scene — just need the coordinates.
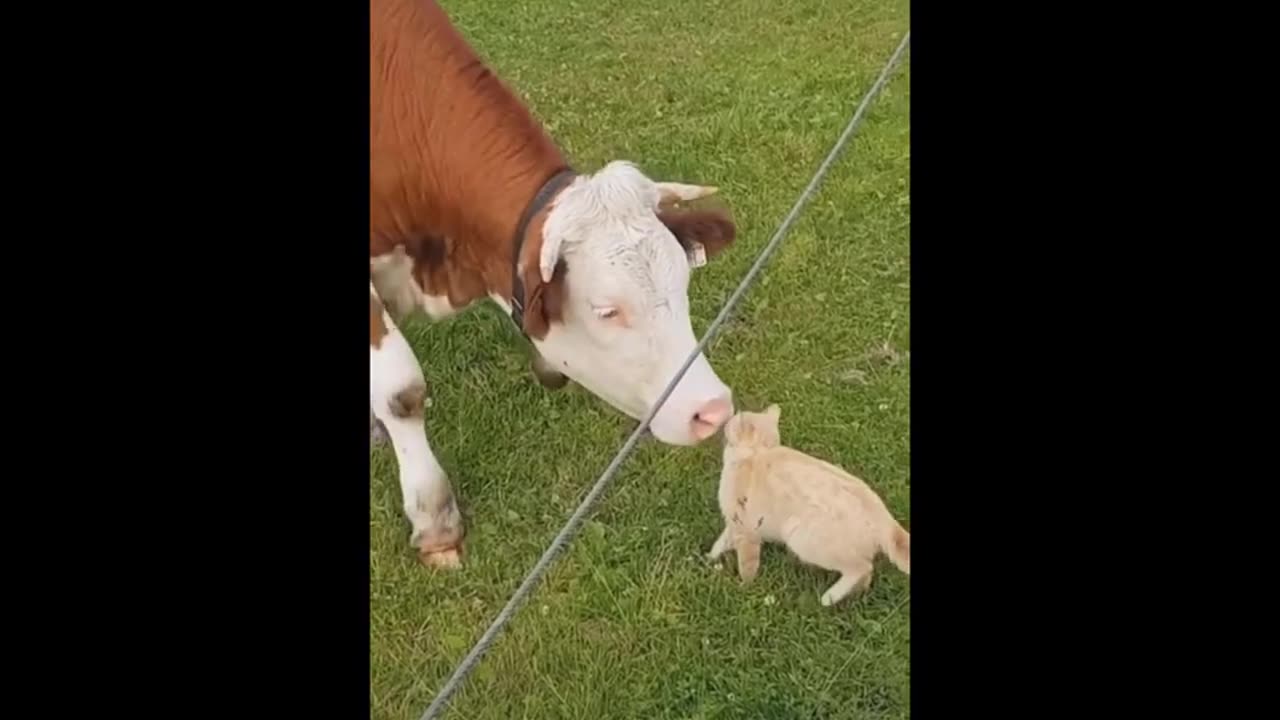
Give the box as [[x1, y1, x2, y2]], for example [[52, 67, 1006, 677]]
[[690, 397, 732, 440]]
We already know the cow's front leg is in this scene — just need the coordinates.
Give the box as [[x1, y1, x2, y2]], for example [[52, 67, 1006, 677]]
[[370, 291, 465, 568]]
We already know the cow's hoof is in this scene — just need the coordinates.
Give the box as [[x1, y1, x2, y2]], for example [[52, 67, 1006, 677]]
[[410, 497, 465, 569], [531, 355, 569, 390], [419, 544, 463, 569], [370, 419, 389, 445], [413, 524, 465, 569]]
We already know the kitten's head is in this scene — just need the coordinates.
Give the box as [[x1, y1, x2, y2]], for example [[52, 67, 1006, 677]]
[[724, 404, 782, 448]]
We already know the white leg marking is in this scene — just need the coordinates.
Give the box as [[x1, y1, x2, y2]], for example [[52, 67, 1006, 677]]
[[370, 285, 464, 568]]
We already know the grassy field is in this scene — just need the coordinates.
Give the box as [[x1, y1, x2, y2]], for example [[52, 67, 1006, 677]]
[[370, 0, 910, 717]]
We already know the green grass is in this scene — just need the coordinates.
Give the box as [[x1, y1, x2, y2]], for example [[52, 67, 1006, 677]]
[[370, 0, 910, 717]]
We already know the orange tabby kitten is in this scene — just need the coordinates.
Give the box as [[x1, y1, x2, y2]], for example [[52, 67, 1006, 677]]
[[706, 404, 910, 606]]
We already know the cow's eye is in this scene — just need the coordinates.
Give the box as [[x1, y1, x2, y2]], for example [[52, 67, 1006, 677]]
[[593, 306, 620, 320]]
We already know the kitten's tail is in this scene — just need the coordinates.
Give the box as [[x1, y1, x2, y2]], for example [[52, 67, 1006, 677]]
[[881, 521, 910, 575]]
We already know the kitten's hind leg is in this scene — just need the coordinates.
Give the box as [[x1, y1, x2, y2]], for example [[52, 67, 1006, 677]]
[[707, 525, 734, 561], [820, 560, 874, 607]]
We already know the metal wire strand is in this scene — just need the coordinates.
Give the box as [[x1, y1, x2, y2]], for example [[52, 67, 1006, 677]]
[[418, 31, 912, 720]]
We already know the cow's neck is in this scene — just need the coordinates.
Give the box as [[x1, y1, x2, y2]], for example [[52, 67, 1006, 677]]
[[371, 0, 569, 311]]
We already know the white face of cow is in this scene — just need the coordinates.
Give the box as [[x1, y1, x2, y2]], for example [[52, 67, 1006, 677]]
[[528, 162, 735, 446]]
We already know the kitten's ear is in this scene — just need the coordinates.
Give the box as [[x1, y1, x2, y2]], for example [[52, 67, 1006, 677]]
[[765, 404, 781, 420]]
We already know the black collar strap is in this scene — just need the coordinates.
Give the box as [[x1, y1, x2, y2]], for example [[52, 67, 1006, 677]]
[[510, 167, 576, 334]]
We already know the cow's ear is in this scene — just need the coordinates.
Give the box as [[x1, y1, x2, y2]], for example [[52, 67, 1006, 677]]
[[523, 258, 568, 340], [658, 208, 736, 268]]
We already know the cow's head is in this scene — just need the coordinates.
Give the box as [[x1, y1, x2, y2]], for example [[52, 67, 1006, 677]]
[[516, 161, 737, 446]]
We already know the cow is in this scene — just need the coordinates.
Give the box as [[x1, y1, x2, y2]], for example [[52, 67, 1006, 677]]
[[370, 0, 740, 568]]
